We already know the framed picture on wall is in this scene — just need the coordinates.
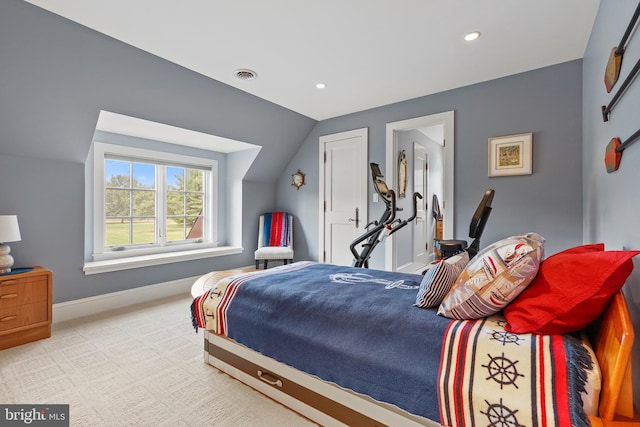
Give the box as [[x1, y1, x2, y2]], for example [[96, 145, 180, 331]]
[[488, 133, 533, 177]]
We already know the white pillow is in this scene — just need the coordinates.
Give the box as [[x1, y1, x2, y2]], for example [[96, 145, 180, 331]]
[[438, 232, 545, 319], [415, 252, 469, 308]]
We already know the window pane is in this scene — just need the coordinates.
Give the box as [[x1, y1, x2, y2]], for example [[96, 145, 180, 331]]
[[186, 169, 203, 192], [186, 193, 203, 216], [132, 190, 155, 216], [106, 218, 131, 246], [105, 189, 130, 216], [132, 163, 155, 189], [132, 219, 156, 244], [166, 218, 185, 241], [105, 160, 131, 188], [166, 192, 185, 216], [186, 216, 203, 239], [166, 167, 184, 191], [97, 143, 217, 254]]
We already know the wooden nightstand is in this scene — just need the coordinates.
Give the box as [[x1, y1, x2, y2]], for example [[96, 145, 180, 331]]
[[0, 267, 52, 350]]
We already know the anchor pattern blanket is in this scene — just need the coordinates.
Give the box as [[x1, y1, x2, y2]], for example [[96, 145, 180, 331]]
[[191, 262, 594, 426]]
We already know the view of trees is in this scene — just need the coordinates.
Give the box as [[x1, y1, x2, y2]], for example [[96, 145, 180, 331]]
[[105, 160, 204, 246]]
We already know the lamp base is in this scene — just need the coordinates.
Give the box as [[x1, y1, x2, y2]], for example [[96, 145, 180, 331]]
[[0, 243, 15, 273]]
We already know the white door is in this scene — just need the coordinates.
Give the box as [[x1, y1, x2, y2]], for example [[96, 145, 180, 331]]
[[395, 143, 429, 274], [319, 129, 368, 266], [413, 143, 429, 266]]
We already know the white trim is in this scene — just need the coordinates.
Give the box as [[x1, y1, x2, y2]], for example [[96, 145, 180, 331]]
[[92, 141, 218, 258], [83, 245, 242, 275], [318, 128, 368, 265], [385, 111, 454, 271], [52, 274, 200, 323]]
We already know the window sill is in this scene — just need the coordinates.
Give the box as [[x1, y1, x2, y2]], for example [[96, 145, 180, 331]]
[[83, 246, 243, 275]]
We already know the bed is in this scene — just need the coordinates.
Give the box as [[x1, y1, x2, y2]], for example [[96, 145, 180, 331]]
[[191, 260, 638, 427]]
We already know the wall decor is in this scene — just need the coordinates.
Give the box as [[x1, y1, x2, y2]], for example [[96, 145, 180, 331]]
[[604, 2, 640, 92], [398, 150, 407, 198], [601, 53, 640, 122], [604, 127, 640, 173], [291, 169, 305, 190], [488, 133, 533, 177]]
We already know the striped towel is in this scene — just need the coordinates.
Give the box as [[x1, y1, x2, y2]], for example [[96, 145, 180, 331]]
[[262, 212, 290, 247]]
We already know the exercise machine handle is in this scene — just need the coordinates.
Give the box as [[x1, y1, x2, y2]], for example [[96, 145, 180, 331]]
[[406, 192, 422, 222], [390, 192, 422, 233]]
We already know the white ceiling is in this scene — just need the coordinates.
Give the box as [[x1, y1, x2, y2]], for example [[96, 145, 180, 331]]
[[25, 0, 600, 121], [95, 110, 259, 153]]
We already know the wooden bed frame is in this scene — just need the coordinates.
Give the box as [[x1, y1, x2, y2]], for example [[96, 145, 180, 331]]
[[198, 270, 638, 426]]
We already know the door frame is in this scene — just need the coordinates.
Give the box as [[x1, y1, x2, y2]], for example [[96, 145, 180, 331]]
[[318, 128, 368, 264], [385, 111, 454, 271], [413, 141, 429, 268]]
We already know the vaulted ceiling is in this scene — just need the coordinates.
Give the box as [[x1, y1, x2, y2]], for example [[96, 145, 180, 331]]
[[24, 0, 600, 120]]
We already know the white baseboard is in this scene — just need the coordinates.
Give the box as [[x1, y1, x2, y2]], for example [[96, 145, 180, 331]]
[[52, 275, 201, 323]]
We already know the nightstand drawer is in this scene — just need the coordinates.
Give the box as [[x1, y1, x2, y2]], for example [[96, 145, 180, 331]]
[[0, 300, 49, 332], [0, 277, 49, 309]]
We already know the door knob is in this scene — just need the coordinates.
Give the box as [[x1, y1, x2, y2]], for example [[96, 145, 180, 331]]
[[348, 207, 360, 228]]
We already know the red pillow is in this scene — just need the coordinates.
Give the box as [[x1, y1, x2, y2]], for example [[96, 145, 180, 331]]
[[504, 244, 639, 334], [557, 243, 604, 254]]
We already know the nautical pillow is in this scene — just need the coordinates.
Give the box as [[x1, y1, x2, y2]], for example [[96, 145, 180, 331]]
[[438, 232, 545, 319], [415, 252, 469, 308]]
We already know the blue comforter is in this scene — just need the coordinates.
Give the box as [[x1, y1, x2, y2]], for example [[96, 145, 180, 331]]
[[223, 262, 451, 419]]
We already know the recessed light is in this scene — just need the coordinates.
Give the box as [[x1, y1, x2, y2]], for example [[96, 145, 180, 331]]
[[464, 31, 481, 41], [316, 83, 326, 89]]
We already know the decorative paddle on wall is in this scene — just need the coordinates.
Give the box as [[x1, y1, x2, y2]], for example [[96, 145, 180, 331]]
[[604, 1, 640, 92], [601, 53, 640, 122], [604, 127, 640, 172]]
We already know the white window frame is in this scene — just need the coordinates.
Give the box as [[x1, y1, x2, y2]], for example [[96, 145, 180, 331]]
[[91, 142, 219, 262]]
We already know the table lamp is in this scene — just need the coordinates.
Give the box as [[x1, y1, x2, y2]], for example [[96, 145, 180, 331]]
[[0, 215, 21, 273]]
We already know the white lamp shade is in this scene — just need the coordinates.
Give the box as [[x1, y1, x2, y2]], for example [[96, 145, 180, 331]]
[[0, 215, 21, 243]]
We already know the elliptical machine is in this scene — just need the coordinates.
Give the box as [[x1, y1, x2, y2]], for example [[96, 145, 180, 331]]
[[350, 163, 422, 268]]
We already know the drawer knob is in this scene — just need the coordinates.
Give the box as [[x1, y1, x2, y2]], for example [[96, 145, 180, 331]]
[[257, 370, 283, 388], [0, 293, 18, 299], [0, 315, 17, 322]]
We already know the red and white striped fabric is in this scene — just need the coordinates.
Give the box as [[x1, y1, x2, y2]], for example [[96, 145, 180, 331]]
[[438, 314, 590, 427]]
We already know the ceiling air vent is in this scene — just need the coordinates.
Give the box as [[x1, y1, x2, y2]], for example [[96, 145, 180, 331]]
[[234, 69, 257, 80]]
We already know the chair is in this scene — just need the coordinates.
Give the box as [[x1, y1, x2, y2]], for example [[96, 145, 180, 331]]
[[254, 212, 294, 269], [437, 189, 495, 259]]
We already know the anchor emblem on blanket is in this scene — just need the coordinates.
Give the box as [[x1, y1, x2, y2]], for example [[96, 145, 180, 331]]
[[329, 273, 418, 289]]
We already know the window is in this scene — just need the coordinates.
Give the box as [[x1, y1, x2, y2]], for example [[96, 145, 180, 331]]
[[92, 143, 217, 261]]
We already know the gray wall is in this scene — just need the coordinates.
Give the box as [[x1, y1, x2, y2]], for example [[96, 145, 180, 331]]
[[277, 60, 584, 268], [0, 0, 316, 303], [583, 0, 640, 408]]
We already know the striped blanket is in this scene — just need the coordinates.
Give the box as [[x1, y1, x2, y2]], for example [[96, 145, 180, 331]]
[[191, 263, 595, 425], [439, 315, 592, 427], [262, 212, 290, 247]]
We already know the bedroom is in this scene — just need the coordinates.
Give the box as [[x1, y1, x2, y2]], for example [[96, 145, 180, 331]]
[[0, 0, 639, 424]]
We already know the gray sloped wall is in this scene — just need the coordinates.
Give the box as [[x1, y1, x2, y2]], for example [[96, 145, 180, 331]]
[[0, 0, 316, 302]]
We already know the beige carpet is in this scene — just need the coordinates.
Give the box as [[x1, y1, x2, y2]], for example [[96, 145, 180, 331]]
[[0, 294, 317, 427]]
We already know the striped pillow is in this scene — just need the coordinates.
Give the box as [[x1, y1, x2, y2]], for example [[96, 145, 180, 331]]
[[415, 252, 469, 308], [438, 232, 545, 320]]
